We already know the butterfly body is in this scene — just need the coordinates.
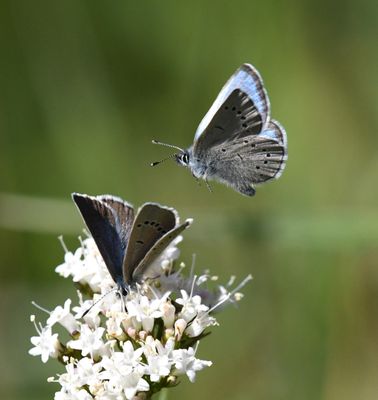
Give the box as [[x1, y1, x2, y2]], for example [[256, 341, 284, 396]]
[[72, 193, 191, 293], [158, 63, 287, 196]]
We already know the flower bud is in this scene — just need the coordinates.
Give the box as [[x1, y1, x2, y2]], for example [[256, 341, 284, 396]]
[[126, 327, 137, 339], [162, 302, 175, 328], [164, 328, 174, 340], [139, 330, 148, 341], [174, 319, 187, 341]]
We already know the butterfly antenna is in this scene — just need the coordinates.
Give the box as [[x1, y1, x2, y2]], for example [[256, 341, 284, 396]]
[[152, 139, 185, 152], [150, 152, 177, 167], [81, 287, 118, 318]]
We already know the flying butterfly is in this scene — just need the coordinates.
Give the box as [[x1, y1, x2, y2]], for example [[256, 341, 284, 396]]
[[72, 193, 192, 294], [151, 63, 287, 196]]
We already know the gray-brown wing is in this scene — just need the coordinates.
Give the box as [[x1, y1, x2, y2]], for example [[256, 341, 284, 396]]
[[98, 194, 135, 246], [132, 219, 192, 283], [122, 203, 178, 285], [205, 120, 287, 196], [72, 193, 134, 284], [193, 64, 270, 157]]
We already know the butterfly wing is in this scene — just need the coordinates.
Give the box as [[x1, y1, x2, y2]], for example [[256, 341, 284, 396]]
[[72, 193, 134, 284], [122, 203, 178, 285], [193, 64, 270, 155], [199, 120, 287, 196], [132, 218, 192, 283], [99, 195, 135, 244]]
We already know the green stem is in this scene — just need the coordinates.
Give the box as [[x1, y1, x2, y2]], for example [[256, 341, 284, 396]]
[[157, 389, 168, 400]]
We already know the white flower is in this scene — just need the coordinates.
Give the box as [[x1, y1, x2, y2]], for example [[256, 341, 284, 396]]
[[72, 294, 101, 329], [29, 316, 61, 363], [106, 311, 128, 339], [96, 290, 122, 315], [185, 313, 217, 337], [194, 274, 253, 310], [55, 388, 93, 400], [145, 354, 171, 382], [79, 239, 114, 292], [76, 357, 103, 391], [123, 373, 150, 399], [172, 347, 212, 382], [145, 236, 182, 277], [143, 337, 175, 382], [56, 237, 113, 293], [126, 293, 169, 332], [55, 247, 83, 279], [100, 341, 144, 379], [31, 217, 252, 399], [55, 362, 81, 391], [52, 358, 103, 398], [100, 343, 149, 400], [103, 371, 149, 400], [67, 324, 106, 358], [176, 289, 209, 322], [47, 299, 79, 334]]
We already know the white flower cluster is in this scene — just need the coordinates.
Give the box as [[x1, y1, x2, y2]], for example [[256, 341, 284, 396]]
[[30, 235, 251, 399]]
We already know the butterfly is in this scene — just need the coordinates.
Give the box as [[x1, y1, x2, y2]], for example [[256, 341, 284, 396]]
[[72, 193, 192, 293], [152, 63, 287, 196]]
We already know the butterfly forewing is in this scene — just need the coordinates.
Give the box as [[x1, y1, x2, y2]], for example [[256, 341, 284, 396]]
[[132, 219, 192, 282], [194, 64, 270, 147], [122, 203, 178, 284], [99, 195, 135, 244], [193, 89, 265, 156], [72, 193, 135, 283]]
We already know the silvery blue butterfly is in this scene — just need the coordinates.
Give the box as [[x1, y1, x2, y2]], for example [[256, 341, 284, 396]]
[[72, 193, 191, 293], [152, 63, 287, 196]]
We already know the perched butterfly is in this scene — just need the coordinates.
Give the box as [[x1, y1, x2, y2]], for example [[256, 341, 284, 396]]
[[152, 63, 287, 196], [72, 193, 192, 293]]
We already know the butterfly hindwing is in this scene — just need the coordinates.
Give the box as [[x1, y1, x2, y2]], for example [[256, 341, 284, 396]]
[[122, 203, 178, 285], [196, 120, 287, 196], [72, 193, 134, 284], [132, 219, 192, 282]]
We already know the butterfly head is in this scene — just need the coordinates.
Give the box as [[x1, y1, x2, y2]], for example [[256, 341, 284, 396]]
[[151, 140, 190, 168], [175, 150, 190, 167]]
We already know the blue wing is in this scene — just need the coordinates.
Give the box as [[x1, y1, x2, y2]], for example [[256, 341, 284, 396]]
[[72, 193, 134, 285]]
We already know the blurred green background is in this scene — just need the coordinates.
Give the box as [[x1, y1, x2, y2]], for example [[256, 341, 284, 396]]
[[1, 0, 377, 399]]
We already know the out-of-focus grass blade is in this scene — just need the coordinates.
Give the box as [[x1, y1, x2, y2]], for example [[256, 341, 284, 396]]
[[0, 192, 80, 234], [1, 193, 377, 250]]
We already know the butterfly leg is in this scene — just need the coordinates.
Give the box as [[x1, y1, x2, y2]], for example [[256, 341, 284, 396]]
[[192, 172, 202, 186], [204, 178, 213, 193]]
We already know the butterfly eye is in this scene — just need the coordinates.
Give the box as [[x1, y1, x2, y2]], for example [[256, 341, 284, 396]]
[[181, 153, 189, 164]]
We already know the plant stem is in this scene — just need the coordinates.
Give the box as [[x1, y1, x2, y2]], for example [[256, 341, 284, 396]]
[[157, 389, 168, 400]]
